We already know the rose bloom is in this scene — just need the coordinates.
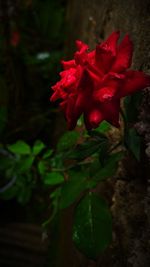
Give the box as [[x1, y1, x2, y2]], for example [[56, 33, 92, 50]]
[[50, 31, 150, 130]]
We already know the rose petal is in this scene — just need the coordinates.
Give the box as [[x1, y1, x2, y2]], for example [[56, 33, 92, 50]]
[[50, 91, 59, 102], [95, 31, 120, 73], [74, 40, 89, 65], [111, 34, 133, 73], [67, 90, 86, 130], [84, 108, 104, 130], [94, 87, 117, 102], [61, 60, 76, 70], [101, 100, 120, 127], [94, 73, 124, 102], [117, 70, 150, 98], [76, 40, 89, 51], [66, 96, 78, 130], [88, 50, 95, 65]]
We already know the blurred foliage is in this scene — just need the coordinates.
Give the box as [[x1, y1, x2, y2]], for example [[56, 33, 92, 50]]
[[0, 124, 124, 259], [0, 0, 66, 143]]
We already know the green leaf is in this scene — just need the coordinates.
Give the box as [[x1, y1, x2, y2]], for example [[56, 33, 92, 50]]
[[77, 115, 84, 126], [95, 121, 111, 133], [86, 180, 97, 189], [16, 156, 34, 174], [32, 140, 46, 155], [57, 131, 80, 151], [124, 93, 142, 123], [93, 151, 124, 182], [89, 158, 102, 176], [73, 192, 112, 259], [125, 128, 141, 160], [60, 171, 87, 209], [51, 154, 64, 169], [38, 160, 47, 175], [98, 140, 109, 165], [66, 135, 108, 160], [43, 149, 53, 159], [43, 172, 64, 185], [7, 141, 31, 155]]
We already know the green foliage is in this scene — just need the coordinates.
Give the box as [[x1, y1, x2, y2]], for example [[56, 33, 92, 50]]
[[73, 192, 112, 259], [96, 120, 111, 133], [0, 139, 52, 204], [0, 125, 124, 259], [125, 128, 141, 160], [92, 151, 124, 182], [124, 92, 142, 123], [59, 171, 87, 209], [66, 132, 108, 160], [123, 93, 142, 160], [43, 172, 64, 186], [38, 160, 47, 175], [57, 131, 80, 152], [43, 149, 53, 159], [32, 140, 46, 155], [16, 155, 34, 173], [7, 141, 31, 155]]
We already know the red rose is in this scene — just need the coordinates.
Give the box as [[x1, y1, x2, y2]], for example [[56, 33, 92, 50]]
[[50, 31, 150, 130]]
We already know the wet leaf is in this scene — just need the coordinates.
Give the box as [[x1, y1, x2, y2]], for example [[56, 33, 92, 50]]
[[73, 192, 112, 259]]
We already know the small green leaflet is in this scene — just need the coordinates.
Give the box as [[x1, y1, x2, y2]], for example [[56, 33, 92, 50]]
[[16, 156, 34, 174], [95, 120, 111, 133], [93, 151, 124, 182], [57, 131, 80, 151], [38, 160, 47, 175], [73, 192, 112, 259], [66, 134, 108, 160], [32, 140, 46, 155], [7, 141, 31, 155], [43, 149, 53, 159], [43, 172, 64, 186]]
